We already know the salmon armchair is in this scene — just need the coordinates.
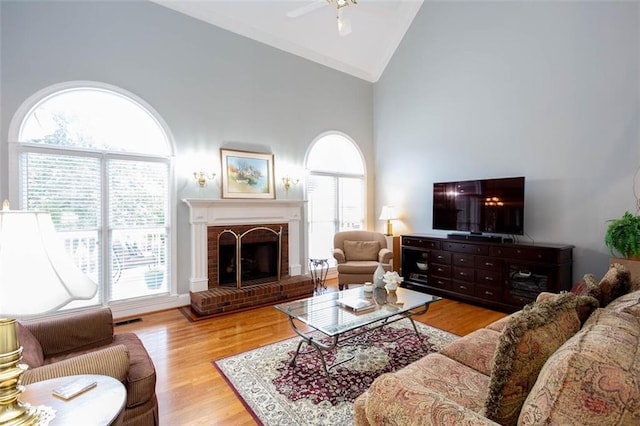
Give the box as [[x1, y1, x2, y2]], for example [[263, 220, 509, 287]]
[[17, 307, 158, 425], [333, 230, 393, 290]]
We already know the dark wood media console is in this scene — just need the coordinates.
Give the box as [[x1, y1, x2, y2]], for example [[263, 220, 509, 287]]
[[401, 234, 573, 312]]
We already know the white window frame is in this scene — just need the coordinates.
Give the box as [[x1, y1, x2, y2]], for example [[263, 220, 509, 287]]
[[304, 131, 367, 267], [7, 81, 179, 318]]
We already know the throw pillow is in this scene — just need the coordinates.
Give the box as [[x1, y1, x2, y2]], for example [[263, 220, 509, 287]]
[[537, 292, 599, 324], [343, 240, 380, 261], [16, 322, 45, 368], [482, 292, 581, 426], [570, 273, 599, 296], [596, 262, 631, 307]]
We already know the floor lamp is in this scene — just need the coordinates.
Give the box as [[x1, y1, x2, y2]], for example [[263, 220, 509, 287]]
[[0, 201, 98, 425]]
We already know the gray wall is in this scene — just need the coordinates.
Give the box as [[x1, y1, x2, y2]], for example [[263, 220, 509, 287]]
[[0, 1, 373, 296], [375, 1, 640, 280]]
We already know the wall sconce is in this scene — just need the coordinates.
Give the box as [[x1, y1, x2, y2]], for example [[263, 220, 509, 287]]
[[193, 171, 216, 187], [282, 175, 299, 191], [379, 205, 399, 236]]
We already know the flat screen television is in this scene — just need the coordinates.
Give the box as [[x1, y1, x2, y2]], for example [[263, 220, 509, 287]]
[[433, 176, 525, 236]]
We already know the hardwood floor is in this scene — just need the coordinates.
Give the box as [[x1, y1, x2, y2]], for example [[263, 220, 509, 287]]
[[116, 282, 506, 425]]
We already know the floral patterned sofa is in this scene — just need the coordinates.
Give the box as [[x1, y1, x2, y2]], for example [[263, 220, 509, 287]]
[[354, 263, 640, 425]]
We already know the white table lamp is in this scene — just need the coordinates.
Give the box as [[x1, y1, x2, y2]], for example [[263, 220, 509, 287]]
[[0, 200, 98, 425], [379, 206, 399, 236]]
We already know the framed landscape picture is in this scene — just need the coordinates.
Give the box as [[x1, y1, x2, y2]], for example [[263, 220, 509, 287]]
[[220, 148, 275, 199]]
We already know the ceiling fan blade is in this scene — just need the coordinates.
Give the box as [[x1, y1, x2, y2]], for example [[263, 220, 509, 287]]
[[286, 0, 327, 19]]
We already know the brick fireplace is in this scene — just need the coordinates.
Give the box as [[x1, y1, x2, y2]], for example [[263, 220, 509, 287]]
[[183, 199, 313, 316]]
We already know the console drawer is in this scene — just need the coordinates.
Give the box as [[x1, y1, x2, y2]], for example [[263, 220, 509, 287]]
[[429, 277, 452, 291], [452, 281, 475, 294], [453, 266, 474, 282], [476, 284, 503, 301], [453, 253, 475, 267], [476, 270, 502, 287], [430, 263, 451, 277], [403, 236, 440, 250], [444, 242, 488, 255], [431, 250, 451, 265], [491, 246, 558, 263], [476, 256, 502, 272]]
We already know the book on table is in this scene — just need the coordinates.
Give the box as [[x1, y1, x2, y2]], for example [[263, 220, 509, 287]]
[[52, 377, 98, 400], [338, 297, 376, 313]]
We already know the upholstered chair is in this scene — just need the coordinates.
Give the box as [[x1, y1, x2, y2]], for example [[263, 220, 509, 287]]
[[333, 230, 393, 290], [17, 307, 158, 425]]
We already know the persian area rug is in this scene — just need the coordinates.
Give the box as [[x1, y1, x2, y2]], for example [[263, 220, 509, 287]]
[[213, 320, 458, 426]]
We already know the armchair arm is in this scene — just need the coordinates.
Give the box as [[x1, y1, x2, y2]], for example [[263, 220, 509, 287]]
[[333, 248, 346, 264], [378, 248, 393, 265], [24, 308, 114, 357], [21, 344, 130, 385]]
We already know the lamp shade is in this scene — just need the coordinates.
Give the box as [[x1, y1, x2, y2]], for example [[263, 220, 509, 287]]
[[0, 209, 97, 317], [379, 206, 398, 220]]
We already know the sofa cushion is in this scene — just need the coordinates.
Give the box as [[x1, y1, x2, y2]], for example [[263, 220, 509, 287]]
[[483, 292, 581, 425], [440, 328, 501, 375], [362, 353, 491, 424], [16, 322, 44, 368], [606, 289, 640, 317], [485, 314, 518, 332], [336, 260, 383, 274], [594, 263, 631, 307], [519, 308, 640, 425], [343, 240, 380, 261]]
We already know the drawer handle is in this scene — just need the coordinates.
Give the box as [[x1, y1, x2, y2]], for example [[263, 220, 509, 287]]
[[460, 285, 468, 290], [437, 255, 444, 260], [484, 291, 494, 296], [459, 259, 465, 263], [437, 268, 444, 272], [484, 262, 494, 267], [459, 272, 467, 277], [517, 271, 532, 278], [436, 281, 444, 285], [485, 277, 494, 281]]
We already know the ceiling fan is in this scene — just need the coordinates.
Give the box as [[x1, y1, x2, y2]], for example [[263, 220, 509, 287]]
[[286, 0, 358, 19], [287, 0, 358, 36]]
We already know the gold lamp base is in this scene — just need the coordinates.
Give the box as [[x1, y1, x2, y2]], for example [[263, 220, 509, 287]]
[[385, 220, 393, 236], [0, 319, 40, 426]]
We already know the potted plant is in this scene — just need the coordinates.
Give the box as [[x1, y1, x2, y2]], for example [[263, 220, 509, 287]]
[[605, 211, 640, 282], [605, 211, 640, 259], [144, 265, 164, 289]]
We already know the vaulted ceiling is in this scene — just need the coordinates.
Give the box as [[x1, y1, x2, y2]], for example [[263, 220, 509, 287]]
[[151, 1, 424, 82]]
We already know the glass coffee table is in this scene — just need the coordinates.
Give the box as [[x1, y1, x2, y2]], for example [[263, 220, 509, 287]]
[[274, 286, 441, 386]]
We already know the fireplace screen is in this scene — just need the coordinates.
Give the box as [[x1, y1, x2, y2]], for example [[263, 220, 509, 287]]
[[217, 226, 282, 288]]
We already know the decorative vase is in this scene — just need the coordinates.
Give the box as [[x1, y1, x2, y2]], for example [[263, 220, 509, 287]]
[[373, 287, 388, 305], [373, 263, 385, 288], [385, 281, 398, 292], [386, 289, 397, 304]]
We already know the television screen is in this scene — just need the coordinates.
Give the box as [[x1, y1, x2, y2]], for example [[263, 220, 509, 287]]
[[433, 176, 525, 235]]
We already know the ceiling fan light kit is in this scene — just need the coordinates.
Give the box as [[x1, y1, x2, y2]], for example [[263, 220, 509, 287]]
[[333, 0, 358, 10]]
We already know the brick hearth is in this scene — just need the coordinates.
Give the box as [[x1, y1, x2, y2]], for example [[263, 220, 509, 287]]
[[190, 275, 314, 317]]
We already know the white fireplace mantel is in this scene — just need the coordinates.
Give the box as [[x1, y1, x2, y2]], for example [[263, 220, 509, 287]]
[[183, 198, 306, 292]]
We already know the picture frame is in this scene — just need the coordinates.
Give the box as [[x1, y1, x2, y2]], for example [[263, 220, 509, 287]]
[[220, 148, 275, 199]]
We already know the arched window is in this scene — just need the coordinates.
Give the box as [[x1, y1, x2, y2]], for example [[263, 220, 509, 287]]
[[305, 132, 365, 265], [11, 83, 173, 309]]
